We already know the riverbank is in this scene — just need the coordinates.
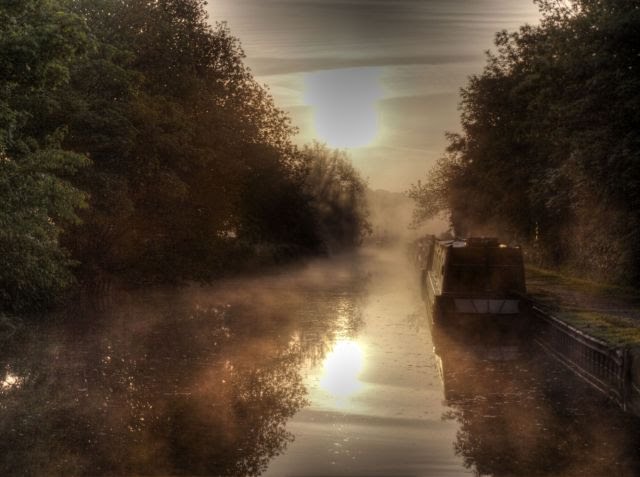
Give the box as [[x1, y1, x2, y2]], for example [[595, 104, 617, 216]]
[[526, 266, 640, 346], [525, 265, 640, 417]]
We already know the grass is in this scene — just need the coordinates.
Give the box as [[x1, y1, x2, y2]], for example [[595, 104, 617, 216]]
[[526, 265, 640, 300], [525, 265, 640, 347], [557, 311, 640, 346]]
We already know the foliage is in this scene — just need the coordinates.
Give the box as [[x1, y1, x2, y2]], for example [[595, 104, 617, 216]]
[[55, 0, 364, 282], [56, 0, 304, 281], [301, 142, 371, 252], [1, 0, 372, 312], [411, 0, 640, 283], [0, 0, 89, 312]]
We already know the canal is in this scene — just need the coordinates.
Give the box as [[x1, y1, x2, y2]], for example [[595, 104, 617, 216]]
[[0, 247, 638, 475]]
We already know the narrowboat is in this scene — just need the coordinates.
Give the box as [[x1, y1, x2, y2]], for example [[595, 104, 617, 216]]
[[423, 237, 526, 335], [413, 235, 436, 299]]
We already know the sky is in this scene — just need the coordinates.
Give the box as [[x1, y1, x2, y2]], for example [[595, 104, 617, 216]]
[[207, 0, 541, 192]]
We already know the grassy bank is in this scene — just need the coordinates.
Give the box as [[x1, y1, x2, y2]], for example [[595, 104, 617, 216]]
[[525, 266, 640, 347]]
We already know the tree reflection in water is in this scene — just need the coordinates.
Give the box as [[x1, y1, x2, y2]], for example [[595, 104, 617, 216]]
[[0, 261, 368, 476], [432, 327, 640, 476]]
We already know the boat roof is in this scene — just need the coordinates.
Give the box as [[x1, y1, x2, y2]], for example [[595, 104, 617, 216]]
[[437, 237, 517, 249]]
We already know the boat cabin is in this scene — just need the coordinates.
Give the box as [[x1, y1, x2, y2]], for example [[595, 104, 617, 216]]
[[424, 237, 526, 330]]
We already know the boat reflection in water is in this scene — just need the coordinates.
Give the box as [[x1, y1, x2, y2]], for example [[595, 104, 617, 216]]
[[431, 321, 640, 476]]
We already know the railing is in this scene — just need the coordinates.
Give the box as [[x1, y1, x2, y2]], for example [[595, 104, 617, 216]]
[[529, 305, 632, 411], [424, 280, 640, 416]]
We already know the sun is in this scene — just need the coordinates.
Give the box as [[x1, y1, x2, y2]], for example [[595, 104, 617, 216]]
[[305, 68, 382, 148]]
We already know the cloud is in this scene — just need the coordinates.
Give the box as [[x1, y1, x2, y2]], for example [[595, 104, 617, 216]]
[[249, 54, 479, 76], [208, 0, 540, 190]]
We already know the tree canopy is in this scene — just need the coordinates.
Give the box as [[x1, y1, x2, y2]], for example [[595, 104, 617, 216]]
[[0, 0, 89, 312], [1, 0, 371, 312], [410, 0, 640, 283]]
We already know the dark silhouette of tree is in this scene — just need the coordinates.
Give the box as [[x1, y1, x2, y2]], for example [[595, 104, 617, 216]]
[[1, 0, 372, 312], [302, 142, 371, 253], [411, 0, 640, 283], [59, 0, 308, 282]]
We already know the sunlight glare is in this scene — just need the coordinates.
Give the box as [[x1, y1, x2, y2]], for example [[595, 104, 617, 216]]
[[319, 339, 365, 401], [1, 372, 23, 392], [305, 68, 382, 148]]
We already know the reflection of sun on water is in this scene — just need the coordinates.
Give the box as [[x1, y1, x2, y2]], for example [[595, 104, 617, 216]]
[[1, 372, 23, 392], [319, 339, 365, 405], [305, 68, 382, 149]]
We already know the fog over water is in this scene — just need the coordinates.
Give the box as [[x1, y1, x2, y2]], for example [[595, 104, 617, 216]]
[[4, 2, 640, 475], [1, 246, 638, 475]]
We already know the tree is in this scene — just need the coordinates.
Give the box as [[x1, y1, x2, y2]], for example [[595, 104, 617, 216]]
[[61, 0, 309, 281], [411, 0, 640, 282], [0, 0, 89, 312], [301, 143, 371, 252]]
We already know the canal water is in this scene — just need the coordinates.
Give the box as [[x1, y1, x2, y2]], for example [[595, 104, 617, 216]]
[[0, 247, 638, 476]]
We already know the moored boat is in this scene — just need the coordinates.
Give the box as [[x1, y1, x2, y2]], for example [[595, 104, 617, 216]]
[[423, 237, 527, 336]]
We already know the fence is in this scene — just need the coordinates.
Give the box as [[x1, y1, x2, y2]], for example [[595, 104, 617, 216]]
[[529, 304, 638, 415]]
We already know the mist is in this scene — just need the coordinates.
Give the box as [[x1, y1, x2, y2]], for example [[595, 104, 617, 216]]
[[2, 1, 639, 475]]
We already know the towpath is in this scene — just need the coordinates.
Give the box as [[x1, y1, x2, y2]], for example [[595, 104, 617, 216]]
[[526, 266, 640, 345]]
